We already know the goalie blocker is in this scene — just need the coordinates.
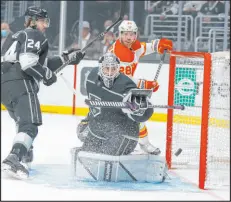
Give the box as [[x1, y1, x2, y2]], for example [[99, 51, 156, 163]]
[[70, 147, 168, 183]]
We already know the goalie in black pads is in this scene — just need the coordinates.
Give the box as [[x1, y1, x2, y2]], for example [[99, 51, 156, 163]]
[[77, 52, 153, 155], [1, 6, 84, 179]]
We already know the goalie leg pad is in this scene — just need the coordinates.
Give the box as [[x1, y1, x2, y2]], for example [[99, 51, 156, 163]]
[[70, 150, 168, 183]]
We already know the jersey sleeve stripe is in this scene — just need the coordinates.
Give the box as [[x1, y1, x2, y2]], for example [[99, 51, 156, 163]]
[[140, 42, 147, 57], [22, 31, 28, 53]]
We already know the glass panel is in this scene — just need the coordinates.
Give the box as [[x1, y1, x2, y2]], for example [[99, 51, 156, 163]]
[[40, 1, 61, 56], [1, 1, 229, 59], [65, 1, 129, 60]]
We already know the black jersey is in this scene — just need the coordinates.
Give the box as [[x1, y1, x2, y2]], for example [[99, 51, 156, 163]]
[[85, 67, 153, 139], [1, 27, 49, 84]]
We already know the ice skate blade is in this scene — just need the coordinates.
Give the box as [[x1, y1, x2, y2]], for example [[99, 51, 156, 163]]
[[22, 162, 31, 170], [1, 163, 11, 172], [1, 163, 29, 180], [139, 145, 161, 155], [150, 149, 161, 156]]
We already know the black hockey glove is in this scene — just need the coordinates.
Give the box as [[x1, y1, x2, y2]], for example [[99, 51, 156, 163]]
[[76, 118, 89, 142], [43, 66, 57, 86], [62, 48, 85, 65]]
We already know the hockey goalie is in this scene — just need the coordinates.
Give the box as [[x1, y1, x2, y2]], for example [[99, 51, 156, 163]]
[[71, 52, 168, 183]]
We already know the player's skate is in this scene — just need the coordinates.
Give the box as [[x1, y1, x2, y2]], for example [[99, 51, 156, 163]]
[[2, 153, 29, 179], [22, 146, 33, 170], [139, 136, 161, 155], [139, 143, 161, 155]]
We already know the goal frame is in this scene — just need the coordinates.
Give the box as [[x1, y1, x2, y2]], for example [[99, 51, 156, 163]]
[[165, 51, 212, 189]]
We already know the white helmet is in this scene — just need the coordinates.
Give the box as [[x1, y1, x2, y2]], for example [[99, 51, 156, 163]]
[[118, 20, 138, 35]]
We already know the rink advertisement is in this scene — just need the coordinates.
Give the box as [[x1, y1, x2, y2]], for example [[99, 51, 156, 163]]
[[173, 64, 230, 111], [174, 68, 197, 107], [1, 59, 229, 124]]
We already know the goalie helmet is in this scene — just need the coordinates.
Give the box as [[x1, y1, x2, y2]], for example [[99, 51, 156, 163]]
[[98, 52, 120, 89], [118, 20, 138, 39]]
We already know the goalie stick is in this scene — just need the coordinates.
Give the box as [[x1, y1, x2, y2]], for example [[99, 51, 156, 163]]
[[55, 1, 126, 76], [85, 99, 185, 110]]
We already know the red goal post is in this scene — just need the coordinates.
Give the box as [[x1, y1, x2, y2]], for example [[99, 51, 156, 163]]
[[165, 51, 230, 189]]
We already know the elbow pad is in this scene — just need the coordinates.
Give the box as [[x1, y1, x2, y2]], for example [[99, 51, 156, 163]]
[[19, 52, 39, 71], [19, 52, 44, 80], [46, 56, 64, 72]]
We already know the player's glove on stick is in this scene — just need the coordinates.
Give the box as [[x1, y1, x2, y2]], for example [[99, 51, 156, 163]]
[[76, 118, 89, 142], [138, 79, 160, 92], [152, 38, 173, 54], [62, 48, 85, 65], [43, 66, 57, 86]]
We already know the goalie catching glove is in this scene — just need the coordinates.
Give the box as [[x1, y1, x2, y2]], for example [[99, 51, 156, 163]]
[[122, 90, 150, 116]]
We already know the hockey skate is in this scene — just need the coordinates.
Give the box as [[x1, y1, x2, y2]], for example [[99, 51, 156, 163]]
[[2, 153, 29, 179], [139, 143, 161, 155], [138, 136, 161, 155], [22, 146, 33, 170]]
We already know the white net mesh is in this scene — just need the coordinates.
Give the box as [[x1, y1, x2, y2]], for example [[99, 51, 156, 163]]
[[168, 51, 230, 188], [206, 52, 230, 187]]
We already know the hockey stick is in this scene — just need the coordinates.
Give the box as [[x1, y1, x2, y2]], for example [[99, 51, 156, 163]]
[[59, 73, 78, 94], [153, 49, 167, 82], [139, 49, 167, 91], [55, 1, 126, 76], [59, 48, 166, 95], [85, 99, 185, 110]]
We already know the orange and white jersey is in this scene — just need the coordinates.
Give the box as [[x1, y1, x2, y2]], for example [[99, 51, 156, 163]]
[[108, 39, 159, 80]]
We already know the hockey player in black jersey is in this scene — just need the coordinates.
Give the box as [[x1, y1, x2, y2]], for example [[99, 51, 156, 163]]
[[76, 52, 153, 155], [1, 6, 84, 179]]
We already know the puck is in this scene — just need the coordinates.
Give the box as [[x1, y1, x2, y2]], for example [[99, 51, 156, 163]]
[[175, 148, 182, 156]]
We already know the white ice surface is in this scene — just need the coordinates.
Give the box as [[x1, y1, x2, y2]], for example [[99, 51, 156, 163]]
[[1, 111, 229, 201]]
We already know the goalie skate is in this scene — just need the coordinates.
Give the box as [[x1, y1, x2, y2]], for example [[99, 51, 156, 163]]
[[2, 154, 29, 180]]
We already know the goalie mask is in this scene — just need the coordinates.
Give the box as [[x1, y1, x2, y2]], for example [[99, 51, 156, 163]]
[[98, 52, 120, 89]]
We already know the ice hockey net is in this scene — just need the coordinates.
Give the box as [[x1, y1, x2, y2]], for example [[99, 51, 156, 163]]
[[166, 51, 230, 189]]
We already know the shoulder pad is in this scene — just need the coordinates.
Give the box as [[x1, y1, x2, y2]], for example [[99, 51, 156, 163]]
[[87, 67, 99, 81], [12, 31, 24, 39], [131, 40, 141, 50], [24, 28, 46, 41], [117, 73, 136, 88]]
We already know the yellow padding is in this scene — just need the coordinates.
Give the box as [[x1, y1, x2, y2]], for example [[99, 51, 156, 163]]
[[74, 107, 89, 116], [40, 105, 73, 114], [1, 104, 229, 128], [173, 114, 229, 128], [1, 104, 73, 115]]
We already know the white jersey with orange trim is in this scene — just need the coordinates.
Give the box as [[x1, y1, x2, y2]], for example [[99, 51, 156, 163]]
[[108, 39, 159, 84]]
